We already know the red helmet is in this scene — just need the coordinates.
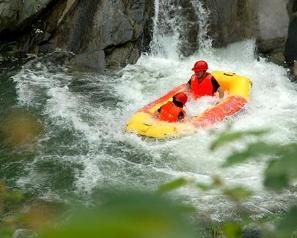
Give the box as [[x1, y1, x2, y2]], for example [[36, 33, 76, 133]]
[[173, 92, 188, 105], [192, 60, 208, 73]]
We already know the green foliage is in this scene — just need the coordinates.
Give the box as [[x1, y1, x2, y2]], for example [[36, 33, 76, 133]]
[[210, 127, 297, 237], [210, 129, 269, 151], [222, 223, 242, 238], [158, 127, 297, 238], [0, 181, 24, 213], [264, 143, 297, 190], [276, 206, 297, 238], [158, 178, 192, 194], [40, 191, 197, 238], [223, 186, 253, 203], [1, 125, 296, 238], [0, 226, 14, 238], [212, 128, 297, 192], [222, 142, 277, 167]]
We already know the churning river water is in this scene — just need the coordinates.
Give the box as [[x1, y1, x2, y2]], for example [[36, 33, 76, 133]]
[[1, 0, 297, 220], [0, 40, 297, 220]]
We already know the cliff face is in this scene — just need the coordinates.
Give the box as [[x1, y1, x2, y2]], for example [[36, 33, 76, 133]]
[[206, 0, 257, 48], [0, 0, 296, 73], [0, 0, 154, 72], [0, 0, 52, 32]]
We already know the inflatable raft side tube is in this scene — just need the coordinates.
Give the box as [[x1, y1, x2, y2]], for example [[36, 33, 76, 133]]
[[212, 71, 252, 100]]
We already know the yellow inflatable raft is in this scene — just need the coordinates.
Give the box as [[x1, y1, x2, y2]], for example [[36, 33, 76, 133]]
[[126, 71, 252, 139]]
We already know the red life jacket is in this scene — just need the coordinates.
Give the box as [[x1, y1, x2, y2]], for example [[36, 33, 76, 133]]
[[190, 73, 214, 99], [159, 101, 185, 122]]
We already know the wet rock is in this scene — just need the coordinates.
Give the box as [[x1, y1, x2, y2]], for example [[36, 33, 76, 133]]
[[242, 228, 261, 238], [0, 0, 52, 32], [206, 0, 257, 47], [177, 0, 199, 57], [256, 0, 289, 55], [71, 50, 105, 72], [0, 0, 153, 72], [105, 41, 141, 69], [288, 61, 297, 81], [0, 0, 20, 32], [285, 15, 297, 66]]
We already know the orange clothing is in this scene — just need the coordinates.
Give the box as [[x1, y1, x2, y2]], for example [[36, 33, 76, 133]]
[[189, 73, 217, 99], [158, 101, 185, 122]]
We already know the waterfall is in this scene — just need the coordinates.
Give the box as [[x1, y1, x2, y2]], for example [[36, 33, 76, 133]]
[[191, 0, 213, 51], [150, 0, 180, 58], [150, 0, 212, 57]]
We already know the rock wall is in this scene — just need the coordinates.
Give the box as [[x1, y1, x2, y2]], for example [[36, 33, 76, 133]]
[[285, 0, 297, 65], [1, 0, 297, 73], [205, 0, 257, 48], [285, 0, 297, 80], [0, 0, 154, 72], [255, 0, 289, 65], [0, 0, 52, 32]]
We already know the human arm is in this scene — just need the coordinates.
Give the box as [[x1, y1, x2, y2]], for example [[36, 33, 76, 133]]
[[217, 87, 224, 99], [178, 111, 185, 121], [211, 77, 224, 99]]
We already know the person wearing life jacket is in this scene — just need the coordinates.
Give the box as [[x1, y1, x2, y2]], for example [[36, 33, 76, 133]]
[[188, 60, 224, 99], [157, 92, 188, 122]]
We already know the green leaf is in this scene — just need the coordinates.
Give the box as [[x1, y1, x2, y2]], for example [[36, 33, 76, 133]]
[[222, 142, 278, 167], [222, 223, 242, 238], [264, 145, 297, 190], [3, 191, 24, 204], [276, 206, 297, 237], [158, 178, 191, 194], [210, 129, 269, 151], [195, 182, 213, 191], [223, 186, 253, 202]]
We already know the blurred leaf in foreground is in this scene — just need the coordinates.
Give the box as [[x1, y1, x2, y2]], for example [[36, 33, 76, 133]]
[[222, 222, 242, 238], [0, 110, 43, 149], [0, 181, 24, 215], [210, 129, 269, 151], [275, 206, 297, 238], [158, 178, 191, 194], [41, 191, 197, 238], [264, 143, 297, 190], [223, 186, 253, 203], [222, 142, 278, 168]]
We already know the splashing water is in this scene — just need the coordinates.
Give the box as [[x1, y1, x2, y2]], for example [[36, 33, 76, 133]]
[[150, 0, 212, 57], [7, 39, 297, 219], [2, 1, 297, 220], [191, 0, 213, 51]]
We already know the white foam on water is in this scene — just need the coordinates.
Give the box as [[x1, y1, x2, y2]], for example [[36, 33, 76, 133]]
[[10, 0, 297, 219]]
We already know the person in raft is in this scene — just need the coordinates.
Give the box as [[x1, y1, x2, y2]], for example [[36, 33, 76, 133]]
[[187, 60, 224, 99], [157, 92, 188, 122]]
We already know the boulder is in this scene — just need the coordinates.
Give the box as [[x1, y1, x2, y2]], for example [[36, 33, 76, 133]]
[[206, 0, 257, 47], [105, 41, 141, 69], [256, 0, 289, 54], [285, 0, 297, 65], [0, 0, 153, 72], [0, 0, 52, 33], [177, 0, 199, 57]]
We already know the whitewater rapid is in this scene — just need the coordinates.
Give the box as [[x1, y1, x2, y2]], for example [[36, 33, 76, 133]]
[[10, 39, 297, 219]]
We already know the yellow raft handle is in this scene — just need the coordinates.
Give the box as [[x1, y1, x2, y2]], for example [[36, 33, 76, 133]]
[[224, 72, 236, 77]]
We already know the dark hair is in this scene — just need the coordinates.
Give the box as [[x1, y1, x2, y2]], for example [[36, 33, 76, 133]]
[[173, 97, 184, 108]]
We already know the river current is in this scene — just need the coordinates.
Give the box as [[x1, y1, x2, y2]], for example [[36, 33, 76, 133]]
[[1, 0, 297, 221], [0, 39, 295, 220]]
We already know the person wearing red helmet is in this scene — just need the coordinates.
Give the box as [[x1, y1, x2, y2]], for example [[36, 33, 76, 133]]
[[157, 92, 188, 122], [187, 60, 223, 99]]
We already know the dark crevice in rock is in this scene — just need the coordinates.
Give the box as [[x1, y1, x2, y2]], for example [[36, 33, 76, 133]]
[[104, 39, 141, 68], [68, 0, 101, 54], [0, 0, 61, 40]]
